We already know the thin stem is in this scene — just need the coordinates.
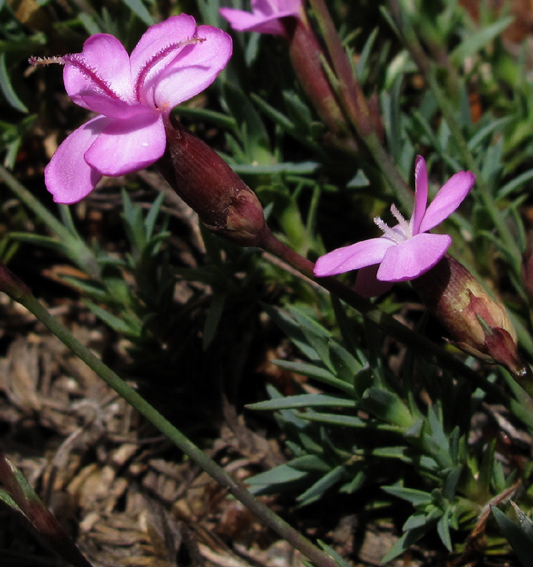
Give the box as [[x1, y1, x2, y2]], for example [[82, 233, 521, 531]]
[[15, 292, 338, 567]]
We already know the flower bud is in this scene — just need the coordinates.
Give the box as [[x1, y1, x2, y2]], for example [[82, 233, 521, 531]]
[[411, 254, 530, 380], [158, 117, 268, 247]]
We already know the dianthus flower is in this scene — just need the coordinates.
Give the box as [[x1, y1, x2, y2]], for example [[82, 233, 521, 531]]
[[37, 15, 232, 204], [314, 156, 475, 297], [220, 0, 302, 35]]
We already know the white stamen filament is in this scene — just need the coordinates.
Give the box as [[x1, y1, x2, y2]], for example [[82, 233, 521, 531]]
[[373, 203, 411, 243], [390, 204, 412, 238]]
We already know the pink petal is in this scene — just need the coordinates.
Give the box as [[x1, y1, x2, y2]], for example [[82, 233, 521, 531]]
[[44, 115, 108, 204], [410, 155, 428, 235], [64, 34, 134, 110], [153, 25, 232, 111], [130, 15, 232, 111], [355, 265, 394, 298], [84, 113, 165, 176], [220, 8, 285, 34], [420, 170, 475, 233], [377, 233, 451, 282], [130, 14, 197, 86], [71, 95, 149, 120], [266, 0, 303, 13], [221, 0, 302, 34], [314, 238, 395, 277]]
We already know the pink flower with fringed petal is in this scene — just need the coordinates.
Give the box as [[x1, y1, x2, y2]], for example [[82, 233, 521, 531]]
[[44, 14, 232, 204], [314, 156, 475, 297], [220, 0, 302, 35]]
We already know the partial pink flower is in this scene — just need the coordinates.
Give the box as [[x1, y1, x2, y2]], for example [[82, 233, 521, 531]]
[[220, 0, 303, 35], [42, 15, 232, 204], [314, 156, 475, 297]]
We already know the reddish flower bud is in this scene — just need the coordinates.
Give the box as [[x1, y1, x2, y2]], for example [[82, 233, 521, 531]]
[[158, 118, 268, 247], [412, 254, 530, 380]]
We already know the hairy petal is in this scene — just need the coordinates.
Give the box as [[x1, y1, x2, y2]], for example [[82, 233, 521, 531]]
[[130, 14, 197, 97], [314, 238, 395, 277], [44, 116, 108, 204], [355, 265, 394, 298], [130, 15, 231, 111], [152, 25, 232, 111], [420, 170, 475, 233], [64, 34, 134, 110], [377, 233, 452, 282], [410, 155, 428, 235], [85, 113, 165, 176]]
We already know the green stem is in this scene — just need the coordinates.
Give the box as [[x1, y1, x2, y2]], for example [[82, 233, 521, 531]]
[[15, 292, 338, 567]]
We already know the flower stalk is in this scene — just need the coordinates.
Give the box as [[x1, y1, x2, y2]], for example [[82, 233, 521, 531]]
[[0, 261, 337, 567]]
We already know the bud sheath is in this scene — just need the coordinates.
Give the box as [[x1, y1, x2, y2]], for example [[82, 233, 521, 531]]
[[158, 118, 268, 247], [412, 254, 530, 380]]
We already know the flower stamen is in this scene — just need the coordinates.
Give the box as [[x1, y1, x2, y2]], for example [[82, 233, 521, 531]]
[[390, 203, 412, 238], [374, 216, 403, 243], [29, 56, 66, 66]]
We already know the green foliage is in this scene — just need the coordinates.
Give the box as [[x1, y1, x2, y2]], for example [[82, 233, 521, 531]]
[[493, 504, 533, 567], [3, 0, 533, 563]]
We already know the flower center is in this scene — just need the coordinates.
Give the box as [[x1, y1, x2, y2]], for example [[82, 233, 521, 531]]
[[373, 204, 412, 243], [134, 36, 205, 104]]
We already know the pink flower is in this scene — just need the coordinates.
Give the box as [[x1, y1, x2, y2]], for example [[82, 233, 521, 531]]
[[220, 0, 303, 35], [314, 156, 475, 297], [43, 15, 232, 204]]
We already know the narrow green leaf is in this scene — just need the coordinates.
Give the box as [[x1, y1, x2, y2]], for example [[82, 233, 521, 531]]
[[120, 0, 154, 25], [382, 485, 432, 506], [246, 464, 309, 487], [300, 412, 369, 428], [0, 53, 27, 113], [247, 393, 355, 411], [273, 360, 354, 394], [297, 465, 347, 506], [450, 17, 513, 65], [84, 302, 137, 335], [229, 161, 319, 175], [493, 505, 533, 566]]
